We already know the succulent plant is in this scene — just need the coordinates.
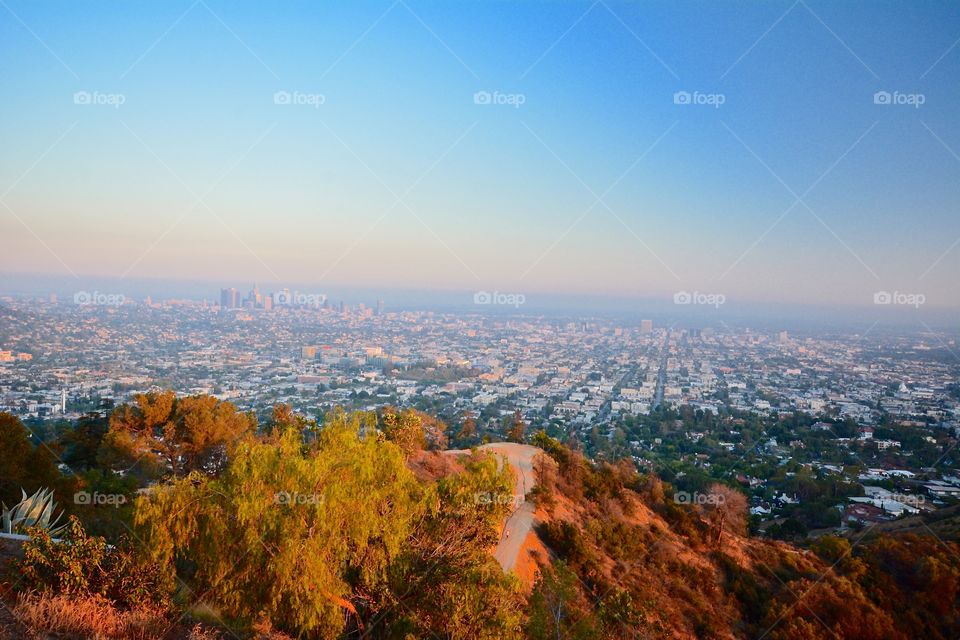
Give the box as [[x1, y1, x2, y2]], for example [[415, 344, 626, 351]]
[[1, 487, 67, 537]]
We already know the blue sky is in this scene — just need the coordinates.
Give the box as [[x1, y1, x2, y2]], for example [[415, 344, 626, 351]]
[[1, 0, 959, 308]]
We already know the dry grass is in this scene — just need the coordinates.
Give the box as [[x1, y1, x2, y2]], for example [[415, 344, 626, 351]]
[[13, 593, 169, 640], [187, 623, 225, 640]]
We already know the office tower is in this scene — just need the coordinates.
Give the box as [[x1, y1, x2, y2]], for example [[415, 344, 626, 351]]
[[778, 330, 789, 344], [247, 284, 261, 308], [641, 319, 653, 334], [376, 299, 384, 316], [220, 288, 240, 309]]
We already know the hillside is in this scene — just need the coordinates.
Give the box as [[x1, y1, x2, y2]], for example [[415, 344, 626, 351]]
[[409, 435, 960, 639], [1, 400, 958, 639], [515, 434, 960, 640]]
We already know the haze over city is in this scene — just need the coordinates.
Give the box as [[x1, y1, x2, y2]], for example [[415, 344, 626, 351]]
[[1, 3, 960, 640], [3, 1, 960, 311]]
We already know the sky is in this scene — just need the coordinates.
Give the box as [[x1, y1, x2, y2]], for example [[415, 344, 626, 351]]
[[1, 0, 959, 312]]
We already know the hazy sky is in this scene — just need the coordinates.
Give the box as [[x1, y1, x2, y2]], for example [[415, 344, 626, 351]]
[[2, 0, 959, 309]]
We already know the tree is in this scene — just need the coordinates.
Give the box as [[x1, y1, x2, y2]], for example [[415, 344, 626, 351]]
[[134, 411, 427, 638], [704, 483, 748, 546], [506, 410, 526, 443], [378, 406, 426, 456], [134, 408, 524, 638], [0, 413, 68, 507], [0, 412, 34, 505], [458, 413, 477, 442], [60, 412, 109, 470], [99, 392, 256, 480]]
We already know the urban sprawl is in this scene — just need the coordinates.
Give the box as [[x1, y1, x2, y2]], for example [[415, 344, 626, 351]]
[[2, 288, 959, 539]]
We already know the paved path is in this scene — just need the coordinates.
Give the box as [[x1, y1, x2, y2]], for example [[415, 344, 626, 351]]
[[446, 443, 541, 572]]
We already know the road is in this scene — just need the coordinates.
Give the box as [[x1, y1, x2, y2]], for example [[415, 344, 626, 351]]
[[446, 442, 541, 573], [653, 328, 670, 409]]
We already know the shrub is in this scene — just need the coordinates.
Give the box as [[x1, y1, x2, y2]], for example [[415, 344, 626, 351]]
[[18, 516, 169, 611]]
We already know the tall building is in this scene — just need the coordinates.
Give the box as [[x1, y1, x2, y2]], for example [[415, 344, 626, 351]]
[[220, 288, 239, 309], [778, 330, 789, 344], [641, 319, 653, 334], [244, 284, 261, 308], [376, 299, 385, 316]]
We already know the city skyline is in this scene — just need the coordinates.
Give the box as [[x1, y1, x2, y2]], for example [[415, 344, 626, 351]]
[[2, 1, 960, 309]]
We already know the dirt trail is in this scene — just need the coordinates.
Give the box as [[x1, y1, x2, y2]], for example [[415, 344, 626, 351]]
[[446, 443, 541, 572]]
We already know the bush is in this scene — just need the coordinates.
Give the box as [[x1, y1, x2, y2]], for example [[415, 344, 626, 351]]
[[18, 516, 169, 611]]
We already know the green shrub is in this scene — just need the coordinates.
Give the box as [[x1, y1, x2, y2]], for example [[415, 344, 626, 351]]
[[18, 516, 169, 611]]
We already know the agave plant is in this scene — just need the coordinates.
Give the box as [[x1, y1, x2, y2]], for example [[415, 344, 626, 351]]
[[1, 487, 67, 537]]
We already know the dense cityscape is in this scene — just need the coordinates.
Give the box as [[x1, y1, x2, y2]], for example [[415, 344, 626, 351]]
[[3, 290, 958, 541]]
